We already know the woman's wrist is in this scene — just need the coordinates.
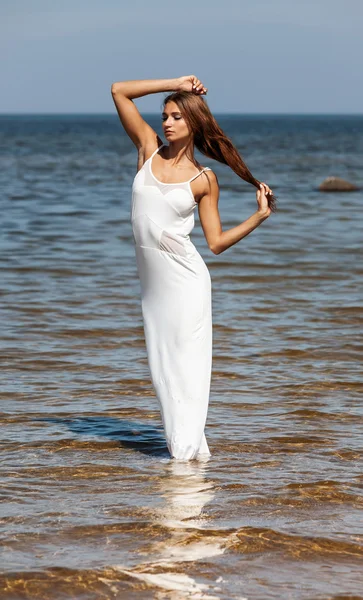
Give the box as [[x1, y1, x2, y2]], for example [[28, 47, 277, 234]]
[[162, 78, 180, 91], [256, 209, 270, 221], [174, 77, 182, 91]]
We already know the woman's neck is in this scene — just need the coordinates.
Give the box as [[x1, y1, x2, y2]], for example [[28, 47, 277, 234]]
[[164, 140, 194, 167]]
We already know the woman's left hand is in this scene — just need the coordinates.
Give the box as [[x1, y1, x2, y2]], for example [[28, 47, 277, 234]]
[[260, 182, 273, 197], [256, 182, 273, 217]]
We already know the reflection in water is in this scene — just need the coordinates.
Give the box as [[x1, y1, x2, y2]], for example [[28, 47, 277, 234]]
[[115, 458, 227, 599]]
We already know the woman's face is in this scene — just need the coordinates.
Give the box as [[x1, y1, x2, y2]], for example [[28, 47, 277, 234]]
[[162, 101, 190, 143]]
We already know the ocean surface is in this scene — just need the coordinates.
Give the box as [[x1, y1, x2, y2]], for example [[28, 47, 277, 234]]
[[1, 113, 362, 599]]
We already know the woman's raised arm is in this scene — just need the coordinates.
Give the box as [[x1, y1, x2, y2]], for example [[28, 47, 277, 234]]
[[110, 76, 207, 154], [110, 78, 182, 155]]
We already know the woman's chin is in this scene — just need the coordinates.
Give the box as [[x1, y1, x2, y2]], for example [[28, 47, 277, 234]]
[[164, 134, 187, 143]]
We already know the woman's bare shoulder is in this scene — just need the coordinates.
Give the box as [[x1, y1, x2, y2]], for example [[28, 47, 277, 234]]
[[191, 168, 219, 204], [201, 168, 219, 189]]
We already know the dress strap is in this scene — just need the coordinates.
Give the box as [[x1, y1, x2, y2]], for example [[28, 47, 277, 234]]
[[188, 167, 212, 183], [149, 143, 164, 160]]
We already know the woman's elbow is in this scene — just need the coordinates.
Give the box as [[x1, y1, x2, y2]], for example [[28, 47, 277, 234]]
[[111, 82, 125, 96], [208, 232, 223, 255], [209, 243, 222, 255]]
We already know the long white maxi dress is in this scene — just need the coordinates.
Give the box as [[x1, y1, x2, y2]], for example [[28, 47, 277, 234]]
[[131, 144, 212, 460]]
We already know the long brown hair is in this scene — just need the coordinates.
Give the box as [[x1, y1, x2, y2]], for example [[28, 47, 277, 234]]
[[163, 91, 277, 212]]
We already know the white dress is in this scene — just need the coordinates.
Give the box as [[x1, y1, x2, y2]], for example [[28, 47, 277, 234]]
[[131, 144, 212, 460]]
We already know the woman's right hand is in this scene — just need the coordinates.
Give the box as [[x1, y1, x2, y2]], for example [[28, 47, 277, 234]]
[[177, 75, 207, 95]]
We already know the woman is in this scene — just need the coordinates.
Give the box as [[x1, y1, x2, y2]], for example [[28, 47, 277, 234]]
[[111, 75, 275, 461]]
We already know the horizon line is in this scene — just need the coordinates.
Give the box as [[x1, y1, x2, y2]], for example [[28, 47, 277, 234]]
[[0, 111, 363, 117]]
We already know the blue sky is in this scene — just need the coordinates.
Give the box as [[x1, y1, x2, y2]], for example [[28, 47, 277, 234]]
[[1, 0, 362, 114]]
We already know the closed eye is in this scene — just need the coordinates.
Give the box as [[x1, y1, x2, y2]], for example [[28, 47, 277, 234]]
[[161, 113, 182, 121]]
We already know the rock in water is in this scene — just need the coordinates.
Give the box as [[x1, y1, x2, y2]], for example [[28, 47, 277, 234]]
[[319, 177, 358, 191]]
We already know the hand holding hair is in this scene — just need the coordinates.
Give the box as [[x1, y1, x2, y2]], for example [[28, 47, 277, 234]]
[[177, 75, 208, 95], [256, 183, 273, 218]]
